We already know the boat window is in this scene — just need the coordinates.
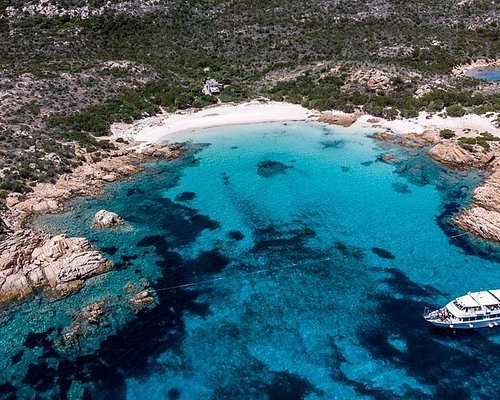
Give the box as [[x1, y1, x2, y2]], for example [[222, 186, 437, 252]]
[[453, 301, 464, 310]]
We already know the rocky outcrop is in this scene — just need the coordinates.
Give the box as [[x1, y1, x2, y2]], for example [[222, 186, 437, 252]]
[[454, 170, 500, 242], [371, 131, 432, 148], [92, 210, 125, 228], [3, 143, 181, 230], [454, 208, 500, 243], [319, 112, 360, 127], [0, 142, 181, 308], [0, 231, 111, 305], [129, 290, 155, 313], [348, 69, 391, 91], [428, 142, 483, 167]]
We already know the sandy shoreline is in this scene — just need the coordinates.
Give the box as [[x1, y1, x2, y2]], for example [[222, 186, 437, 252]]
[[111, 100, 500, 143], [111, 101, 319, 142], [2, 99, 500, 307], [109, 99, 500, 244]]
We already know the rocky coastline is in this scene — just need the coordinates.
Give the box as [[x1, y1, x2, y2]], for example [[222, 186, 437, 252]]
[[0, 142, 182, 307], [370, 117, 500, 244], [452, 59, 500, 76]]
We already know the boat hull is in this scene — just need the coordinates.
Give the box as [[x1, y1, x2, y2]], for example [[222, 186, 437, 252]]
[[427, 317, 500, 329]]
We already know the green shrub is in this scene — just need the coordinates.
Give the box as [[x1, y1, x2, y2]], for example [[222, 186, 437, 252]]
[[446, 104, 466, 117], [440, 129, 456, 139]]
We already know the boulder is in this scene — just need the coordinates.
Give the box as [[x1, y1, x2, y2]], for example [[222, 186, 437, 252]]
[[43, 251, 110, 286], [428, 142, 479, 166], [454, 208, 500, 243], [0, 230, 111, 306], [31, 234, 92, 264], [92, 210, 125, 228]]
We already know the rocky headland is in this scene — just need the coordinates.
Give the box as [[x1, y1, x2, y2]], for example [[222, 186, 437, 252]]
[[0, 142, 182, 307], [370, 115, 500, 243]]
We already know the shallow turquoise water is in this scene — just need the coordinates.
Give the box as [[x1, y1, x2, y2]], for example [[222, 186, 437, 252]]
[[469, 68, 500, 81], [2, 122, 500, 399]]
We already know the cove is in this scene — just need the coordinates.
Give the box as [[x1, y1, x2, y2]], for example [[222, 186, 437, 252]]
[[469, 68, 500, 81], [1, 122, 500, 400]]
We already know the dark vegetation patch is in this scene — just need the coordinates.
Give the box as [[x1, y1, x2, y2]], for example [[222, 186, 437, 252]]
[[268, 372, 320, 400], [100, 246, 118, 255], [126, 188, 144, 197], [228, 230, 245, 241], [252, 225, 316, 255], [0, 382, 16, 400], [175, 191, 196, 202], [121, 254, 138, 263], [321, 140, 344, 149], [371, 247, 396, 259], [334, 241, 365, 260], [392, 182, 412, 194], [23, 328, 58, 350], [11, 350, 24, 365], [168, 388, 181, 400], [257, 160, 293, 178]]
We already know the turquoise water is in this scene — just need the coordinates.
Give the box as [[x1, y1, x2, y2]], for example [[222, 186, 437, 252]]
[[2, 122, 500, 399], [469, 68, 500, 81]]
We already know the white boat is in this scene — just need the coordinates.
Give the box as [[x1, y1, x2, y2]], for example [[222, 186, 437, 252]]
[[423, 290, 500, 329]]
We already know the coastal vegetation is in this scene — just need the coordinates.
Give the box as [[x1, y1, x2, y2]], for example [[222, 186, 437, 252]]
[[458, 131, 500, 150], [0, 0, 499, 203]]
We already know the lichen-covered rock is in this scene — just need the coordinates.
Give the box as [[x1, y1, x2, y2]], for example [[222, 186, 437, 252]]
[[92, 210, 125, 228]]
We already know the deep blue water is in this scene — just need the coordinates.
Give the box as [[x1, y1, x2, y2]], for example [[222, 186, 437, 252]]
[[469, 68, 500, 81], [2, 122, 500, 400]]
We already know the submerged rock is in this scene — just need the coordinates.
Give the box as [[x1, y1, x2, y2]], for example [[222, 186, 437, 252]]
[[257, 160, 293, 178], [392, 182, 412, 194], [92, 209, 125, 228], [129, 289, 155, 313], [61, 301, 107, 348]]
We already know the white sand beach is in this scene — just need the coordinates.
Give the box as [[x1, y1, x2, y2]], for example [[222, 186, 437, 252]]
[[111, 99, 499, 143], [111, 101, 319, 142], [357, 112, 500, 136]]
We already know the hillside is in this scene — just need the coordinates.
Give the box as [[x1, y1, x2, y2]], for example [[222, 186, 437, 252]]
[[0, 0, 499, 204]]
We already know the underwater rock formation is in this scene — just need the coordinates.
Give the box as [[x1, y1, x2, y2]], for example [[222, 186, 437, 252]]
[[257, 160, 293, 178]]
